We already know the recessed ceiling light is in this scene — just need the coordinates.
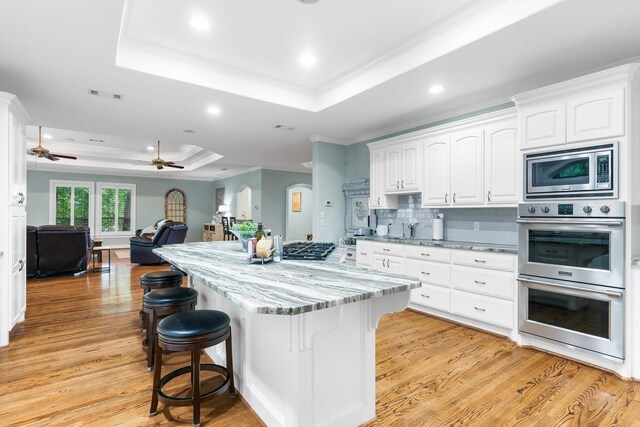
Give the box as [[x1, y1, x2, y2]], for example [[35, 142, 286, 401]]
[[190, 16, 210, 31], [429, 85, 445, 94], [299, 53, 316, 68], [207, 106, 221, 115], [146, 145, 155, 151], [43, 134, 52, 139]]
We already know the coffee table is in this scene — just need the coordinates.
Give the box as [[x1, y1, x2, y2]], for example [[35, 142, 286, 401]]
[[92, 245, 129, 273]]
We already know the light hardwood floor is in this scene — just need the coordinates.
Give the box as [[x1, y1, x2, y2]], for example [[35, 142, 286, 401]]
[[2, 257, 640, 426]]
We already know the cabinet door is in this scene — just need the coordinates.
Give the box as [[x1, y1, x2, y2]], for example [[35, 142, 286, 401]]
[[8, 112, 26, 206], [485, 120, 518, 204], [371, 254, 386, 272], [11, 207, 27, 327], [384, 146, 401, 193], [386, 256, 404, 275], [400, 142, 420, 191], [421, 136, 450, 206], [451, 128, 484, 205], [356, 240, 372, 267], [519, 101, 566, 149], [368, 149, 382, 208], [567, 87, 625, 143]]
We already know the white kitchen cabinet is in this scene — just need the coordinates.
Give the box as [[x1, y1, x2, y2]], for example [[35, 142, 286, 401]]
[[372, 241, 404, 258], [485, 120, 518, 204], [421, 136, 450, 206], [404, 258, 450, 287], [0, 92, 29, 347], [451, 250, 515, 272], [371, 254, 404, 275], [518, 101, 566, 149], [451, 265, 515, 300], [566, 87, 625, 143], [355, 240, 372, 267], [404, 244, 450, 263], [368, 147, 397, 209], [411, 284, 450, 312], [451, 290, 513, 329], [384, 141, 420, 194], [450, 127, 484, 205]]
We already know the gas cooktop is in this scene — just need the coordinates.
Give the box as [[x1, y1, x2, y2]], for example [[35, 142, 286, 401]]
[[282, 242, 336, 261]]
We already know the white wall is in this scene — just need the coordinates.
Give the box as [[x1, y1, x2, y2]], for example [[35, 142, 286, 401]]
[[286, 185, 312, 241]]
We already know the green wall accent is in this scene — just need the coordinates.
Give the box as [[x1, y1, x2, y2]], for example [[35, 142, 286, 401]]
[[312, 142, 347, 243], [27, 170, 214, 244]]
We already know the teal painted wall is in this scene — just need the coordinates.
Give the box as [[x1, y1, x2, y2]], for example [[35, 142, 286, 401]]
[[27, 170, 214, 244], [261, 170, 312, 237], [312, 142, 347, 243], [211, 169, 263, 223], [345, 142, 370, 182]]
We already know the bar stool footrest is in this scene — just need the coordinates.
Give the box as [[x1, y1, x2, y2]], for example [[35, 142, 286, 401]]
[[156, 364, 232, 407]]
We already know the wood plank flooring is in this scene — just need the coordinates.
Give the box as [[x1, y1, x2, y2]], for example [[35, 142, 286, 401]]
[[2, 257, 640, 426]]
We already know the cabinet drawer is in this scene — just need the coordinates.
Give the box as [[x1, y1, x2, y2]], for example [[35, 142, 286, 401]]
[[451, 250, 515, 272], [411, 284, 450, 312], [451, 290, 513, 329], [451, 266, 514, 300], [372, 242, 404, 257], [356, 241, 372, 267], [404, 258, 450, 287], [404, 245, 450, 263]]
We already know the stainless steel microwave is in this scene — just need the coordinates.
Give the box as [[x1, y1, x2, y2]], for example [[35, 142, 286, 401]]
[[524, 142, 618, 200]]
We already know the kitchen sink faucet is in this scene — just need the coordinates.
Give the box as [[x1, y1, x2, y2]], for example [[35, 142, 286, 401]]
[[408, 223, 419, 239]]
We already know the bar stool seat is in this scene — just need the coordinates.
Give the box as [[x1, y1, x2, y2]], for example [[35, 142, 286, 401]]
[[150, 309, 235, 427], [140, 271, 184, 333], [143, 287, 198, 371]]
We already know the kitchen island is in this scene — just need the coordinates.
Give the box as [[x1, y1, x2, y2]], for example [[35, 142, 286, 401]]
[[154, 241, 420, 427]]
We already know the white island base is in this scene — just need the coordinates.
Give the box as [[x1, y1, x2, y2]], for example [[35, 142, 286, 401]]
[[192, 275, 410, 427]]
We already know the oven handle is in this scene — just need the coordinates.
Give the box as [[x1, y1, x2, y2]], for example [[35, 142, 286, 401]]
[[516, 219, 623, 227], [517, 277, 623, 299]]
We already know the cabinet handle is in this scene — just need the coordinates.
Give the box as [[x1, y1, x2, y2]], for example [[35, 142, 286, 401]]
[[18, 259, 24, 271], [383, 248, 390, 252], [453, 193, 456, 203], [487, 191, 491, 202], [445, 193, 448, 204], [401, 180, 404, 189], [382, 258, 386, 268], [377, 197, 381, 205], [421, 253, 430, 257], [396, 180, 400, 189], [473, 306, 486, 312], [18, 192, 25, 204], [474, 280, 486, 285], [474, 259, 487, 264], [421, 271, 431, 275], [420, 294, 431, 299], [360, 252, 367, 256]]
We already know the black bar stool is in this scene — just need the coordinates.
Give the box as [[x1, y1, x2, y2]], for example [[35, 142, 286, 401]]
[[143, 287, 198, 371], [139, 271, 184, 330], [149, 309, 236, 427]]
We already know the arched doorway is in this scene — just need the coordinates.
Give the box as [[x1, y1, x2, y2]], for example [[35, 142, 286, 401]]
[[285, 184, 312, 241]]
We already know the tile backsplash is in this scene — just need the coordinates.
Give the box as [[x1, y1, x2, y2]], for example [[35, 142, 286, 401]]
[[374, 194, 517, 246]]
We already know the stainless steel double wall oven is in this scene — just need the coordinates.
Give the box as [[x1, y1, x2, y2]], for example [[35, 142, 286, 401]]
[[518, 175, 625, 359]]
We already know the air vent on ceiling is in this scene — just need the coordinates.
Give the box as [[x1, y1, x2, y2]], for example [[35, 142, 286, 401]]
[[183, 129, 196, 133], [89, 89, 123, 100], [274, 124, 295, 131]]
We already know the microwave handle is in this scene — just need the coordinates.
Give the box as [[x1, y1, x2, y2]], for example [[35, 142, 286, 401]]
[[516, 219, 623, 227], [518, 277, 623, 299]]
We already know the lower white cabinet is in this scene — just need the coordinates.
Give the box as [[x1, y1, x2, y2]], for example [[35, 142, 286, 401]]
[[450, 290, 514, 329], [372, 254, 404, 274], [355, 240, 372, 267], [411, 284, 450, 312], [451, 266, 514, 300], [404, 258, 450, 287]]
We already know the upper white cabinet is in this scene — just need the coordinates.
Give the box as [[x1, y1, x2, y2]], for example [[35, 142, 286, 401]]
[[422, 136, 450, 206], [485, 120, 518, 204], [7, 107, 27, 206], [384, 141, 420, 194], [450, 127, 484, 205], [518, 101, 566, 149], [368, 147, 397, 209], [566, 87, 625, 143]]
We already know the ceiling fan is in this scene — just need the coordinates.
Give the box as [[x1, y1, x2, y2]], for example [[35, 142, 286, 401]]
[[30, 126, 77, 161], [150, 141, 184, 170]]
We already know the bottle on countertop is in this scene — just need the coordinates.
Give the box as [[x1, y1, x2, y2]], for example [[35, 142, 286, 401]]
[[255, 223, 266, 241]]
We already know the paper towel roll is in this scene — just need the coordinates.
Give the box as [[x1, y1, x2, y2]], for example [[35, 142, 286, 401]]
[[432, 218, 444, 240]]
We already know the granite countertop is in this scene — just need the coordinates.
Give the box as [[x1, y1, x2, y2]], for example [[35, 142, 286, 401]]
[[154, 242, 421, 316], [356, 236, 517, 254]]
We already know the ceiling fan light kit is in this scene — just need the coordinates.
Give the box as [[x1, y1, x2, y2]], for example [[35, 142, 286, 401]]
[[150, 140, 184, 170], [30, 126, 77, 161]]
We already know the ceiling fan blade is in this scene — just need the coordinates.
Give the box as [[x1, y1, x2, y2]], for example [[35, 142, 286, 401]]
[[46, 154, 60, 161], [50, 153, 77, 160], [164, 163, 185, 169], [156, 164, 164, 170]]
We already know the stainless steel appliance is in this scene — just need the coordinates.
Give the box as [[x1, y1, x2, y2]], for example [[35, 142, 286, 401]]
[[517, 201, 625, 359], [524, 142, 617, 200]]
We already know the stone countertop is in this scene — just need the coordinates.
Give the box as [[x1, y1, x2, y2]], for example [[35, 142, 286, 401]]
[[154, 242, 421, 316], [356, 236, 517, 254]]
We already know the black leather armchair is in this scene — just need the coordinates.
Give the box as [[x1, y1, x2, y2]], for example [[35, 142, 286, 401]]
[[129, 221, 188, 265], [26, 225, 38, 277], [34, 225, 92, 277]]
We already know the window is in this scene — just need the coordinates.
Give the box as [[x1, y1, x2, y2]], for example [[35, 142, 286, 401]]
[[165, 188, 186, 223], [96, 183, 136, 236], [49, 180, 94, 229]]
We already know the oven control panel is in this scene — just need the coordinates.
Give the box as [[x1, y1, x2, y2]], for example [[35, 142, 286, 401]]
[[518, 201, 625, 218]]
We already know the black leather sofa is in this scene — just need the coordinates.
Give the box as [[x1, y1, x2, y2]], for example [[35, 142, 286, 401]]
[[129, 221, 188, 265], [27, 225, 93, 277]]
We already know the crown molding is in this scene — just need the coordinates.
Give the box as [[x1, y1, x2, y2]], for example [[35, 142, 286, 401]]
[[308, 135, 344, 145]]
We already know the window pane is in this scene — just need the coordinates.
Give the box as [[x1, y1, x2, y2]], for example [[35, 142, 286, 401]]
[[55, 186, 71, 225], [117, 189, 132, 232], [73, 187, 90, 228], [101, 188, 116, 232]]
